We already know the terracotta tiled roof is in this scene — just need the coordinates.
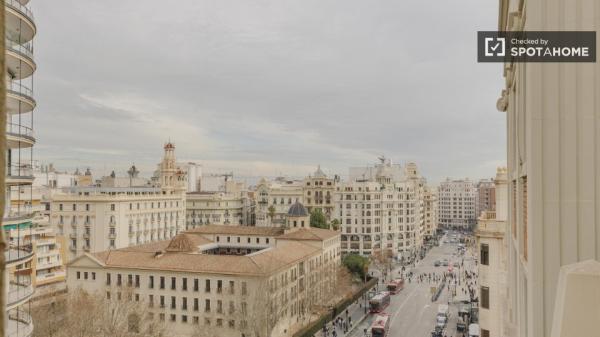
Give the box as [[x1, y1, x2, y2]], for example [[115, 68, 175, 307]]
[[186, 225, 285, 236], [90, 239, 319, 276], [278, 227, 340, 241], [165, 233, 212, 252]]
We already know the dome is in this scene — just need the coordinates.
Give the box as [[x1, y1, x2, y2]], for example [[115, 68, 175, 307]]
[[288, 201, 309, 217]]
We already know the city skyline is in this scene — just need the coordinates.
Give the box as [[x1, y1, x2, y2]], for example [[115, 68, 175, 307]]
[[33, 0, 504, 182]]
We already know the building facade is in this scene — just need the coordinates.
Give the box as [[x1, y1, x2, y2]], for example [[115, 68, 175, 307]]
[[67, 218, 341, 337], [50, 144, 187, 260], [437, 178, 477, 230], [477, 179, 496, 218], [302, 166, 338, 221], [186, 191, 251, 227], [476, 168, 508, 337], [495, 1, 600, 337], [255, 178, 303, 227], [335, 159, 426, 260], [423, 185, 438, 241], [4, 0, 38, 335]]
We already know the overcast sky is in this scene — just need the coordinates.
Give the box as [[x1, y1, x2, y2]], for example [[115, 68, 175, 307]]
[[33, 0, 505, 184]]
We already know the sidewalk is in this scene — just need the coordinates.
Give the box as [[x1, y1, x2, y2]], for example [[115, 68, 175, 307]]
[[313, 295, 372, 337]]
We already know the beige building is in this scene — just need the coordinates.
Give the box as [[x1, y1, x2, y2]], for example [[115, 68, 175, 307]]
[[437, 178, 478, 230], [423, 185, 438, 241], [335, 159, 426, 260], [67, 213, 341, 337], [476, 168, 508, 337], [495, 1, 600, 337], [186, 191, 252, 227], [50, 143, 187, 260], [255, 178, 304, 227], [302, 166, 338, 220]]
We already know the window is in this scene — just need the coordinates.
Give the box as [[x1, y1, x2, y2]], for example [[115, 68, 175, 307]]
[[171, 296, 176, 309], [194, 298, 199, 311], [205, 280, 211, 293], [229, 280, 235, 294], [117, 274, 122, 286], [110, 204, 115, 211], [106, 273, 111, 285], [149, 276, 154, 289], [170, 314, 176, 322], [194, 279, 199, 291], [182, 297, 188, 310], [205, 299, 211, 312], [106, 291, 111, 299], [217, 280, 222, 293], [77, 271, 81, 279], [482, 329, 490, 337], [135, 275, 140, 288], [160, 296, 165, 308], [193, 316, 199, 325], [171, 277, 176, 290], [149, 295, 154, 307], [480, 244, 489, 266], [159, 313, 165, 321], [182, 278, 187, 291], [92, 272, 96, 280], [481, 286, 490, 309], [241, 282, 247, 295], [84, 272, 88, 280], [160, 276, 165, 289], [182, 315, 188, 323]]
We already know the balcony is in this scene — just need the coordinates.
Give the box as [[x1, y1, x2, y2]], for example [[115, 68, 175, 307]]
[[5, 0, 35, 44], [5, 163, 33, 186], [5, 245, 33, 267], [7, 309, 33, 337], [7, 278, 33, 309], [6, 81, 35, 114], [6, 123, 35, 149], [36, 269, 66, 285]]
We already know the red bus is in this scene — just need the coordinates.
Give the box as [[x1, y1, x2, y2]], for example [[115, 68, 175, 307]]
[[369, 292, 391, 313], [386, 278, 404, 294], [370, 313, 391, 337]]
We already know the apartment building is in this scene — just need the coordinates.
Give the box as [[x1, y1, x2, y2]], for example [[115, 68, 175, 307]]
[[335, 159, 425, 260], [302, 166, 338, 220], [4, 0, 38, 335], [67, 213, 341, 337], [437, 178, 477, 230], [423, 185, 438, 241], [50, 143, 187, 260], [477, 179, 496, 217], [476, 168, 508, 337], [255, 178, 304, 227], [495, 1, 600, 337], [186, 191, 252, 227]]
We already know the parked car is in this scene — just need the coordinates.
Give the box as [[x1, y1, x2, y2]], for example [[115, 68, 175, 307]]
[[441, 259, 449, 266], [434, 260, 441, 267]]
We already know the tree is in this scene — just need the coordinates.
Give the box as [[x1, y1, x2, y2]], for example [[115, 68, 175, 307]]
[[330, 219, 340, 231], [370, 249, 394, 282], [32, 288, 166, 337], [309, 209, 329, 229], [342, 254, 370, 280], [267, 205, 276, 223]]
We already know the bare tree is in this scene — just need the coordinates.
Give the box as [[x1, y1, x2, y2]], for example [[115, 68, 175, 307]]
[[370, 249, 394, 281], [33, 288, 167, 337]]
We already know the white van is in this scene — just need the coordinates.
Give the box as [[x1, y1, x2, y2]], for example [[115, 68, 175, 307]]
[[437, 304, 449, 318], [469, 323, 480, 337]]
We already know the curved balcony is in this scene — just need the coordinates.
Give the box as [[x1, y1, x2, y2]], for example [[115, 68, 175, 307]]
[[6, 40, 36, 80], [7, 309, 33, 337], [6, 163, 34, 186], [5, 245, 34, 268], [6, 124, 35, 149], [6, 277, 34, 309], [5, 0, 36, 44], [7, 81, 35, 114], [3, 210, 34, 226]]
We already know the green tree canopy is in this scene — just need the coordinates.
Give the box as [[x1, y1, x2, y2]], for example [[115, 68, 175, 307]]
[[310, 209, 329, 229], [343, 254, 370, 279], [330, 219, 340, 231]]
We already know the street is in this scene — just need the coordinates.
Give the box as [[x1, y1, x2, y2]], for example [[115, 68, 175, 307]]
[[348, 232, 478, 337]]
